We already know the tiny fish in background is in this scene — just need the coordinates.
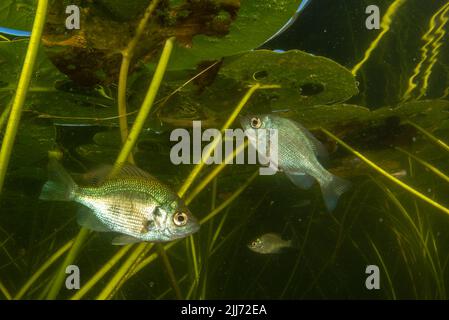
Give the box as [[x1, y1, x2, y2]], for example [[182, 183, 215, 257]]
[[39, 160, 199, 244], [248, 233, 293, 254], [241, 114, 351, 211]]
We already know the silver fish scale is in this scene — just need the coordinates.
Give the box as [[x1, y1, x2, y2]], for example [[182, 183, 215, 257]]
[[75, 178, 175, 236], [274, 117, 331, 183]]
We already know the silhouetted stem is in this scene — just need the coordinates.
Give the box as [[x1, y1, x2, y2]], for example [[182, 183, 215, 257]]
[[321, 127, 449, 216], [0, 0, 48, 194], [117, 0, 162, 163], [111, 37, 175, 176], [15, 239, 74, 299]]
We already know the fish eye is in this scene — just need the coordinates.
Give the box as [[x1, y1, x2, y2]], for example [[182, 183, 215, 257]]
[[173, 212, 188, 227], [250, 117, 262, 129], [251, 241, 257, 247]]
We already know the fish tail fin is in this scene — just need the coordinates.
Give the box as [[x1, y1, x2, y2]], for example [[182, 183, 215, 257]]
[[39, 160, 77, 201], [321, 175, 351, 212]]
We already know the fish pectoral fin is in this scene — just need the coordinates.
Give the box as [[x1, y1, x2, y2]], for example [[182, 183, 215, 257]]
[[286, 172, 315, 190], [76, 206, 111, 232], [293, 122, 329, 164], [111, 234, 143, 245]]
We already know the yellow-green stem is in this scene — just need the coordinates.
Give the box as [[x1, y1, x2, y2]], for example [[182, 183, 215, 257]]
[[406, 120, 449, 153], [177, 84, 279, 198], [321, 128, 449, 216], [0, 279, 11, 300], [185, 141, 248, 205], [15, 239, 74, 300], [96, 243, 149, 299], [46, 228, 90, 299], [111, 37, 175, 176], [117, 0, 161, 163], [396, 147, 449, 184], [0, 0, 48, 193], [157, 244, 182, 299], [70, 245, 132, 300]]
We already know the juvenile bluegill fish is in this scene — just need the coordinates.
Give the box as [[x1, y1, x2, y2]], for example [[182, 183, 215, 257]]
[[248, 233, 293, 254], [39, 160, 199, 244], [240, 114, 351, 211]]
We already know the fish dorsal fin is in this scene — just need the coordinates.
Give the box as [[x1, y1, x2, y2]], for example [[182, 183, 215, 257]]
[[81, 166, 113, 186], [82, 164, 154, 186], [115, 164, 154, 179], [293, 122, 329, 164]]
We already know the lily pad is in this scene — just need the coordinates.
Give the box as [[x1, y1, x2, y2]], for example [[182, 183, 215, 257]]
[[155, 49, 359, 127], [42, 0, 302, 85], [220, 49, 359, 108]]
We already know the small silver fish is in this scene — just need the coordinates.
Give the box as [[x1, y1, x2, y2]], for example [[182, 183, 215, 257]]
[[39, 160, 199, 244], [248, 233, 293, 254], [240, 114, 351, 211]]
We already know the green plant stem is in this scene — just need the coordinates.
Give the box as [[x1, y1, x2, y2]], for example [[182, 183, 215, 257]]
[[131, 172, 258, 276], [157, 244, 182, 299], [111, 37, 175, 176], [46, 228, 90, 299], [321, 127, 449, 216], [176, 84, 279, 198], [117, 0, 161, 163], [70, 245, 132, 300], [0, 0, 48, 194], [0, 103, 12, 133], [396, 147, 449, 183], [406, 120, 449, 153], [96, 243, 150, 300], [73, 81, 264, 299], [0, 279, 11, 300], [15, 239, 74, 300], [184, 141, 248, 205]]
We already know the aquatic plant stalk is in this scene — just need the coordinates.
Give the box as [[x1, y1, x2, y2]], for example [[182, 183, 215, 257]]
[[96, 243, 150, 300], [0, 0, 49, 194], [321, 128, 449, 216], [157, 244, 182, 299], [351, 0, 406, 76], [111, 37, 175, 176], [70, 245, 132, 300], [402, 2, 449, 101], [46, 228, 90, 299], [176, 84, 279, 198], [396, 147, 449, 184], [406, 120, 449, 153], [73, 80, 265, 298], [15, 239, 74, 299], [0, 103, 11, 133], [367, 236, 397, 299], [0, 279, 11, 300], [117, 0, 162, 163], [372, 177, 444, 296], [132, 172, 258, 276], [184, 141, 248, 205]]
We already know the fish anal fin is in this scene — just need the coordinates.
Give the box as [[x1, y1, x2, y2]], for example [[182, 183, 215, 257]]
[[112, 234, 143, 245], [286, 172, 315, 190]]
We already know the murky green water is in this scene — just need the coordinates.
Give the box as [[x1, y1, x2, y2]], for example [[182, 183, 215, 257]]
[[1, 0, 449, 300]]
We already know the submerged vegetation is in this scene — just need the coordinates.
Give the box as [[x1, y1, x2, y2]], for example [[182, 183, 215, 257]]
[[1, 0, 449, 299]]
